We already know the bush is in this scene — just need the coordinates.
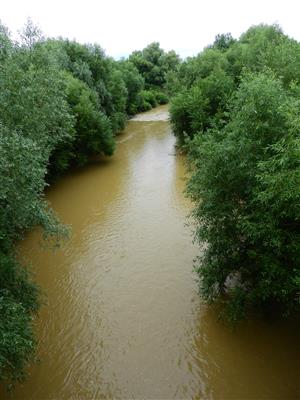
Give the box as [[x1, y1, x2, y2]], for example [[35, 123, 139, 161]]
[[170, 68, 234, 146], [117, 60, 144, 116], [153, 89, 168, 104], [0, 288, 36, 384], [52, 73, 115, 169], [136, 90, 156, 111]]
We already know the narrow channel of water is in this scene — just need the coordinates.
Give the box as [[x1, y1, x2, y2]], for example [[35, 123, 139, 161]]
[[7, 105, 300, 399]]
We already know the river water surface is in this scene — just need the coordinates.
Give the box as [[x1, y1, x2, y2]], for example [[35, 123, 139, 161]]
[[8, 106, 300, 399]]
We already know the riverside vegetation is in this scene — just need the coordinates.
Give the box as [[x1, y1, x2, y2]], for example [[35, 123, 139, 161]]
[[169, 24, 300, 322], [0, 20, 299, 389], [0, 20, 179, 387]]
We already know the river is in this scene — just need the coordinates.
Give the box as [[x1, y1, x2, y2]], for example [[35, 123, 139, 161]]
[[7, 105, 300, 399]]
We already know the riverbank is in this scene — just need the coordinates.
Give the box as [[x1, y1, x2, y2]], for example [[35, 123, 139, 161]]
[[5, 106, 300, 399]]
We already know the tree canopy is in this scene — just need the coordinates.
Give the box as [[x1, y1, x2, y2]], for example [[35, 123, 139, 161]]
[[0, 19, 174, 387], [170, 24, 300, 321]]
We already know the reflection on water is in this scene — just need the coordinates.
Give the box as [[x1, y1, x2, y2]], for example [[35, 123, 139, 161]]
[[5, 105, 300, 399]]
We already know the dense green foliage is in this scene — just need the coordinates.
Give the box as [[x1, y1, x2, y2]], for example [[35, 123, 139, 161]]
[[170, 25, 300, 321], [0, 20, 175, 387], [0, 21, 73, 386], [130, 42, 179, 109], [4, 15, 299, 387], [187, 72, 300, 321], [130, 42, 180, 89]]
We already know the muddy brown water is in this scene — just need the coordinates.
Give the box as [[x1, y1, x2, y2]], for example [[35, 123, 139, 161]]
[[4, 105, 300, 399]]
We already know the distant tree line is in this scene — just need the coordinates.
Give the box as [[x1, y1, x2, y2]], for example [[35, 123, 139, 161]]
[[0, 19, 180, 387], [169, 24, 300, 322]]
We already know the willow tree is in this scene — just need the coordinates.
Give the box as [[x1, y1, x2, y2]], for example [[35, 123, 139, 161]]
[[187, 71, 300, 321]]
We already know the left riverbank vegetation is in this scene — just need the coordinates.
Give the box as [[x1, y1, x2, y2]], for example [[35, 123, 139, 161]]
[[169, 24, 300, 323], [0, 19, 180, 388]]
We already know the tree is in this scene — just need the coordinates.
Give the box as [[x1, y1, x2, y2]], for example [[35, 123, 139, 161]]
[[213, 33, 236, 51], [0, 21, 12, 62], [0, 21, 73, 385], [170, 66, 234, 145], [60, 73, 115, 167], [129, 42, 180, 90], [186, 71, 300, 321], [118, 60, 144, 115]]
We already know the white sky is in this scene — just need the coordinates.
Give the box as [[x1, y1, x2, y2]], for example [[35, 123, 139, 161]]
[[1, 0, 300, 58]]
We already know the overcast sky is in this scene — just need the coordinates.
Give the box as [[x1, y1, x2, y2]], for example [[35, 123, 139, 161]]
[[1, 0, 299, 58]]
